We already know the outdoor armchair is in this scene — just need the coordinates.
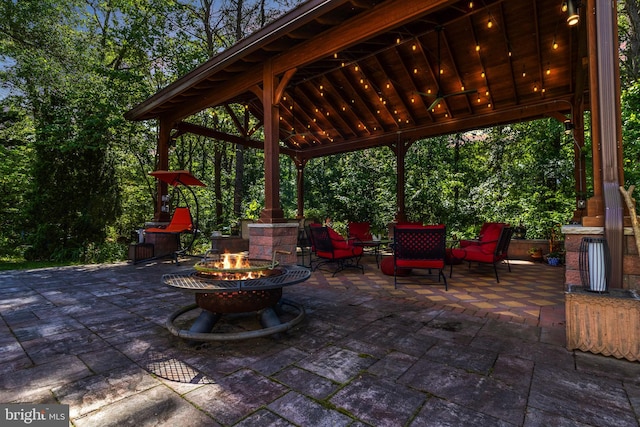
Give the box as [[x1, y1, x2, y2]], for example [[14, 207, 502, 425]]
[[348, 221, 373, 242], [459, 222, 507, 248], [308, 225, 364, 276], [392, 224, 448, 290], [450, 226, 513, 283]]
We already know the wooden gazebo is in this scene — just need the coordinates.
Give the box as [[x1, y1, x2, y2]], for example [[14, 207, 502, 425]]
[[126, 0, 624, 283]]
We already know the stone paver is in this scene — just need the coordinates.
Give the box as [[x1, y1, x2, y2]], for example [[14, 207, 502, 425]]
[[0, 259, 638, 426]]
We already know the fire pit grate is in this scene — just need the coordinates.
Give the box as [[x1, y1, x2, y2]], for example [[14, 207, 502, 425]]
[[162, 265, 310, 292], [163, 264, 310, 341]]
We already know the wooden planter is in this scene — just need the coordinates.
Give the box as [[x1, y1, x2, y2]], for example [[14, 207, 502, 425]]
[[565, 287, 640, 362]]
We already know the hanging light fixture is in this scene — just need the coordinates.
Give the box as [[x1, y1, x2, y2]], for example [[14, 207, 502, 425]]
[[566, 0, 579, 26]]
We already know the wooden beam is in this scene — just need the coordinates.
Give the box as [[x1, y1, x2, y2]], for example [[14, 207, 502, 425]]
[[294, 97, 573, 160], [174, 121, 297, 157]]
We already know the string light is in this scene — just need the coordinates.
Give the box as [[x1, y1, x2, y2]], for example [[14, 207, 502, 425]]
[[476, 43, 480, 52], [487, 15, 493, 28], [553, 37, 558, 50]]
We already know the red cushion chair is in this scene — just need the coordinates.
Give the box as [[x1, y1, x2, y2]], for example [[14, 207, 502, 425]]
[[144, 207, 196, 263], [145, 207, 193, 234], [392, 224, 447, 290], [348, 221, 373, 242], [308, 225, 364, 276], [459, 222, 507, 249], [450, 226, 514, 283]]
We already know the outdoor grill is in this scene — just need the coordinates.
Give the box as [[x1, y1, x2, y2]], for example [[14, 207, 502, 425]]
[[163, 251, 310, 341]]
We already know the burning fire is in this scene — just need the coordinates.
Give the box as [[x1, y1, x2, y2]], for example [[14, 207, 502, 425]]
[[196, 252, 272, 280], [219, 252, 250, 270]]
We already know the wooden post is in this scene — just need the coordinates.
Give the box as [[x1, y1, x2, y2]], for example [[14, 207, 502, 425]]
[[155, 118, 171, 223], [261, 58, 284, 223]]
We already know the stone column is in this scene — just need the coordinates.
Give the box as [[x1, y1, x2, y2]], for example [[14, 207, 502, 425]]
[[248, 223, 298, 264]]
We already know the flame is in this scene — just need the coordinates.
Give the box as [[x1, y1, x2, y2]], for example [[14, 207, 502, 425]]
[[218, 252, 250, 270], [197, 252, 269, 280]]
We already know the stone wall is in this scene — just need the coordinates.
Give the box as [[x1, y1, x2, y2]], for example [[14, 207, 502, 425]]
[[562, 225, 640, 290], [508, 239, 552, 260]]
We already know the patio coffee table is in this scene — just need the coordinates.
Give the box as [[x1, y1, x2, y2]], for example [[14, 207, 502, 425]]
[[354, 239, 390, 268]]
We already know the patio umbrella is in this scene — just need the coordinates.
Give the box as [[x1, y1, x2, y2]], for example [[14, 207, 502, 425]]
[[149, 170, 206, 187]]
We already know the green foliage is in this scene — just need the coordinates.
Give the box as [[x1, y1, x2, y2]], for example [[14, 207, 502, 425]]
[[0, 1, 638, 265], [622, 80, 640, 187]]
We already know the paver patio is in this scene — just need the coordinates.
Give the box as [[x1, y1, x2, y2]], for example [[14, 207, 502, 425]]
[[1, 255, 638, 426]]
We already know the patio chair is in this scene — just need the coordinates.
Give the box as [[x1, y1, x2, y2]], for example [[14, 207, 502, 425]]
[[459, 222, 507, 248], [392, 224, 447, 290], [305, 223, 322, 270], [297, 225, 312, 268], [144, 207, 196, 263], [348, 221, 373, 242], [450, 226, 514, 283], [308, 225, 364, 276]]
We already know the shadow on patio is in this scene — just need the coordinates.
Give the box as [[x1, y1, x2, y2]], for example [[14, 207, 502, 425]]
[[1, 255, 638, 426]]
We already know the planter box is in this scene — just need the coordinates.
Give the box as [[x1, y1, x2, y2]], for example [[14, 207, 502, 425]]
[[565, 287, 640, 362], [128, 243, 154, 262]]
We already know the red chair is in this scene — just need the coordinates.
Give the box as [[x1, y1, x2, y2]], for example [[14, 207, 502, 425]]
[[392, 224, 447, 290], [145, 207, 195, 262], [348, 222, 373, 241], [309, 225, 364, 276], [450, 226, 513, 283], [459, 222, 507, 248]]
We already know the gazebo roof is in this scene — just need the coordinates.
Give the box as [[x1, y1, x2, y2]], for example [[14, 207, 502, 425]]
[[125, 0, 586, 160]]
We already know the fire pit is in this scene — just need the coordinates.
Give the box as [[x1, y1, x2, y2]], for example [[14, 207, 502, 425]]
[[163, 251, 310, 341]]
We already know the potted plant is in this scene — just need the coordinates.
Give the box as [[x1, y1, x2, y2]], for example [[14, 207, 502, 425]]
[[545, 251, 562, 266], [528, 247, 543, 261]]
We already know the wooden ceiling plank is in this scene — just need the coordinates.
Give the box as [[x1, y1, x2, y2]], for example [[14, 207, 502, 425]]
[[334, 67, 387, 133], [412, 34, 440, 120], [295, 97, 572, 159], [497, 2, 519, 106], [371, 53, 419, 125], [296, 82, 350, 141], [317, 74, 363, 136], [385, 47, 430, 118], [532, 0, 545, 97], [354, 58, 400, 129]]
